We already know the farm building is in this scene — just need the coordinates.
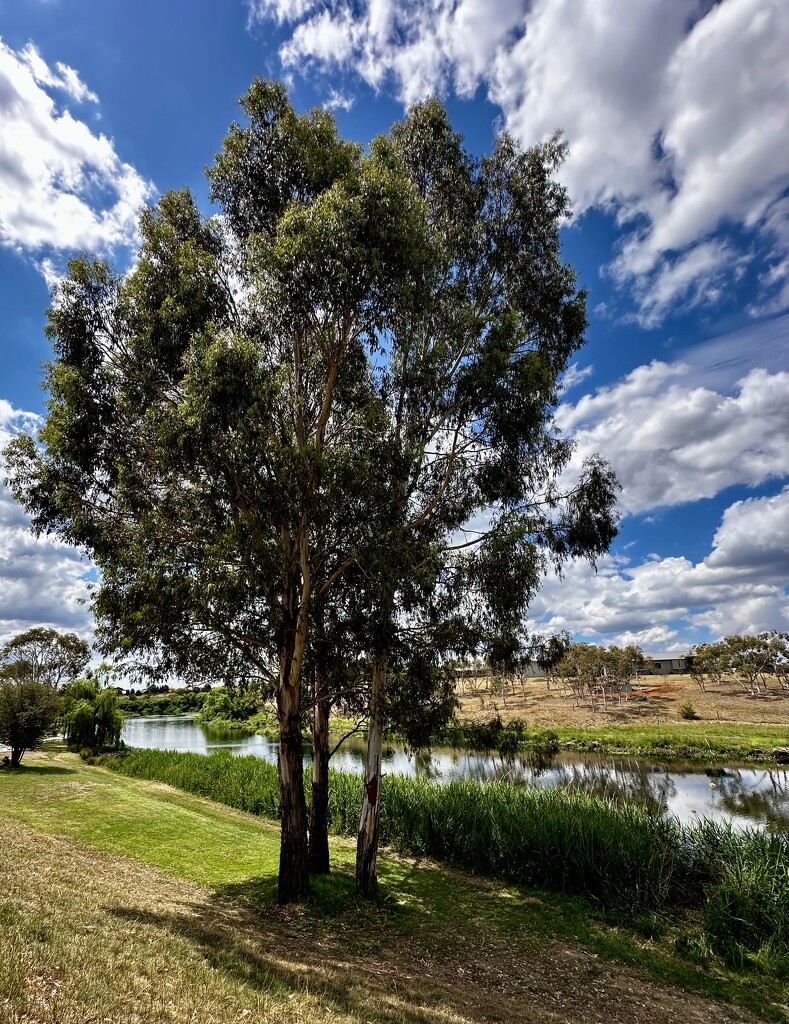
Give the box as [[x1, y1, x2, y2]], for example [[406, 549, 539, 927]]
[[646, 652, 690, 675]]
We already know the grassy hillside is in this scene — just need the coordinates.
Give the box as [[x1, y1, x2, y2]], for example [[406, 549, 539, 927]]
[[2, 751, 787, 1023], [456, 673, 789, 731]]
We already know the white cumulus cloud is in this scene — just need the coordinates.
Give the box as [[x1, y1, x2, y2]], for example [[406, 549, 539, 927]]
[[0, 37, 154, 267], [0, 401, 94, 644], [247, 0, 789, 324], [530, 487, 789, 646], [557, 361, 789, 515]]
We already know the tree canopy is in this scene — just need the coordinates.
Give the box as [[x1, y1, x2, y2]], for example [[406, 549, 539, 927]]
[[1, 627, 90, 690], [61, 676, 123, 751], [0, 673, 61, 767], [4, 80, 619, 902]]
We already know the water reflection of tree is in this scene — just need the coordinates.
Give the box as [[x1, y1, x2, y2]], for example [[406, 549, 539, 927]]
[[714, 769, 789, 833], [458, 753, 535, 785], [557, 761, 677, 816], [411, 748, 445, 780]]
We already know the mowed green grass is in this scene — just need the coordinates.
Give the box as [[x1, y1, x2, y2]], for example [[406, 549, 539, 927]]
[[1, 750, 786, 1024], [550, 722, 789, 761], [0, 753, 283, 886]]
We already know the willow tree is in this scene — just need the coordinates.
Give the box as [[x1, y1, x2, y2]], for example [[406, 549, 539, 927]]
[[5, 80, 427, 903], [352, 102, 619, 895]]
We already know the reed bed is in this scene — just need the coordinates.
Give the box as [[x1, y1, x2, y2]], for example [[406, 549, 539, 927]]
[[104, 747, 281, 817], [102, 747, 788, 975]]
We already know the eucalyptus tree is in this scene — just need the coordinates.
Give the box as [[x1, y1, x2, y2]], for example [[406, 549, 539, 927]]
[[1, 627, 90, 690], [5, 82, 618, 903], [5, 80, 428, 902], [352, 102, 619, 895], [530, 632, 571, 689]]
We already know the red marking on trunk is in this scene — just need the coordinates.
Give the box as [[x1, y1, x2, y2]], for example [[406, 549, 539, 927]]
[[366, 775, 378, 805]]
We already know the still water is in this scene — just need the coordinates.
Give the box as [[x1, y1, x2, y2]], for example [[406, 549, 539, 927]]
[[122, 715, 789, 833]]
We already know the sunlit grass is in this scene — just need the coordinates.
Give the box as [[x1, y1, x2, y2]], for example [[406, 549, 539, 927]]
[[549, 722, 789, 762], [2, 751, 787, 1023]]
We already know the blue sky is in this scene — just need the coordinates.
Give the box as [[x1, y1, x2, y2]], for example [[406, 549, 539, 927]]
[[0, 0, 787, 654]]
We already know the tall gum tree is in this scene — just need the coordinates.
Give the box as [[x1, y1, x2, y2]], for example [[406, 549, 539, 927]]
[[5, 84, 618, 901], [352, 102, 619, 896], [5, 81, 428, 903]]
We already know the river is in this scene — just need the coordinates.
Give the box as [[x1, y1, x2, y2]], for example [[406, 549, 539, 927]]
[[121, 715, 789, 833]]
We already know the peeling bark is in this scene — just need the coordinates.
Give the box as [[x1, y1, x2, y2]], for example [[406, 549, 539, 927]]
[[356, 656, 386, 897]]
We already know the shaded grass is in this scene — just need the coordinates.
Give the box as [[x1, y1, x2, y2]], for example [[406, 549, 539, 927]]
[[2, 752, 787, 1023]]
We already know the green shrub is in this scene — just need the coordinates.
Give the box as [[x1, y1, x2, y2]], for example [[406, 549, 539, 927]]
[[679, 703, 699, 720]]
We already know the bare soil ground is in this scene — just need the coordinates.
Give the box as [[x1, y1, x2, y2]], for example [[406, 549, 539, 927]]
[[455, 673, 789, 730]]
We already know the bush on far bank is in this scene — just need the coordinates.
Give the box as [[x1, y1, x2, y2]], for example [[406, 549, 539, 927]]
[[118, 688, 210, 717]]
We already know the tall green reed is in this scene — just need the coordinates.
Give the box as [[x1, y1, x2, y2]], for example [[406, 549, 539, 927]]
[[102, 746, 788, 975]]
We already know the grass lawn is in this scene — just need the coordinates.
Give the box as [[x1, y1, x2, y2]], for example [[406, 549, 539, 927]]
[[1, 750, 786, 1024]]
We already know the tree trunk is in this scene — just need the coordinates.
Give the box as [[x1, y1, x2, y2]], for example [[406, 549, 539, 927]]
[[356, 656, 386, 897], [276, 620, 310, 903], [309, 667, 331, 874], [10, 746, 23, 767]]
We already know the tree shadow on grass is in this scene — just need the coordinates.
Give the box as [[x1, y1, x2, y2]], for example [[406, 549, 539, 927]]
[[3, 764, 78, 776], [108, 895, 493, 1024], [106, 860, 760, 1024], [107, 858, 567, 1024]]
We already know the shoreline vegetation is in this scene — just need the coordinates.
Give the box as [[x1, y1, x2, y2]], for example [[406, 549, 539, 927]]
[[117, 672, 788, 766], [100, 747, 789, 982], [2, 749, 787, 1024]]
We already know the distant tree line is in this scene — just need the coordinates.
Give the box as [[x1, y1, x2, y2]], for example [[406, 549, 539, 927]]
[[0, 628, 123, 766], [689, 633, 789, 696]]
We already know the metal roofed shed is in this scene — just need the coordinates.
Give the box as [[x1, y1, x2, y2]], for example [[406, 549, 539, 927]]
[[645, 652, 690, 675]]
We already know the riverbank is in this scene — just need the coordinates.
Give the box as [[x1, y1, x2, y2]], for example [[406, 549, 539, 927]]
[[2, 750, 786, 1024], [118, 672, 788, 766]]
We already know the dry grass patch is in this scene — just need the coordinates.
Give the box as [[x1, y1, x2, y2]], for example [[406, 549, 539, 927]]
[[2, 754, 781, 1024], [456, 673, 789, 730]]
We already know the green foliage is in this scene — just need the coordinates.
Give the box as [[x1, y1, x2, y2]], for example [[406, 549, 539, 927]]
[[679, 702, 699, 720], [0, 675, 61, 766], [61, 678, 123, 751], [195, 686, 260, 730], [118, 688, 209, 717], [0, 627, 89, 690], [440, 714, 525, 753], [685, 821, 789, 978]]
